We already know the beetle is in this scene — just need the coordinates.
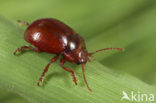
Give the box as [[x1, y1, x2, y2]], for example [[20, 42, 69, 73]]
[[14, 18, 123, 92]]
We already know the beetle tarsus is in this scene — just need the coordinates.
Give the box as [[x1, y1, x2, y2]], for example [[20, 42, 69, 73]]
[[13, 49, 21, 55], [37, 82, 40, 86]]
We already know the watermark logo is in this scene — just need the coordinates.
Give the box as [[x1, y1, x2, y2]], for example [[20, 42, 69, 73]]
[[121, 91, 155, 102]]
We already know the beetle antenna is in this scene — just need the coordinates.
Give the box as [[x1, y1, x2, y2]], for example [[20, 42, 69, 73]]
[[89, 48, 124, 55], [82, 63, 92, 92], [17, 20, 29, 26]]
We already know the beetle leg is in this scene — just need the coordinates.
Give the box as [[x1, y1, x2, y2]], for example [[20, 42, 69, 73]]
[[60, 58, 77, 85], [37, 55, 59, 86], [14, 46, 41, 55], [17, 20, 29, 26]]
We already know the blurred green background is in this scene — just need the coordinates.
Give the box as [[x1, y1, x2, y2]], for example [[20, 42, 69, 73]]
[[0, 0, 156, 103]]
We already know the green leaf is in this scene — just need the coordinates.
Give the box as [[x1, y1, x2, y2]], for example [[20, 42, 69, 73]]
[[0, 0, 156, 103], [85, 1, 156, 85], [0, 88, 29, 103], [0, 16, 155, 103]]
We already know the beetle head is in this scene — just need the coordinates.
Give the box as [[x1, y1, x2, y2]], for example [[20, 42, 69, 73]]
[[63, 47, 124, 65], [76, 49, 88, 64], [62, 48, 89, 64]]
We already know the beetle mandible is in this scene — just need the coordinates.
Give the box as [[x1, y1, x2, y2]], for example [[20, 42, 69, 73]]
[[14, 18, 123, 92]]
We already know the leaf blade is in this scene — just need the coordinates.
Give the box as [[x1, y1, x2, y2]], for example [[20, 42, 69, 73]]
[[0, 16, 155, 103]]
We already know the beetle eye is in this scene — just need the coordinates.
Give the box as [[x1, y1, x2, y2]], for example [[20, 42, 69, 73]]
[[77, 60, 81, 65]]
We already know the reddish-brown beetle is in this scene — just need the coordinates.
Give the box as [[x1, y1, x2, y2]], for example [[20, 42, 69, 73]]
[[14, 18, 123, 92]]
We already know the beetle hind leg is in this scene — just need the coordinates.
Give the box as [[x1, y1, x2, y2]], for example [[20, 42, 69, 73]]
[[60, 58, 77, 85], [13, 45, 41, 55]]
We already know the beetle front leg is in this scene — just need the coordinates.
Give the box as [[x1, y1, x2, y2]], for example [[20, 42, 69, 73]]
[[37, 55, 59, 86], [14, 46, 41, 55], [60, 58, 77, 85]]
